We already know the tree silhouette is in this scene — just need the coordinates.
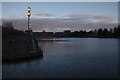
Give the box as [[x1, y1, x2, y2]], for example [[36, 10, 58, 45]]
[[63, 30, 71, 37], [2, 22, 26, 39], [114, 25, 120, 37], [2, 22, 120, 38], [97, 28, 103, 37]]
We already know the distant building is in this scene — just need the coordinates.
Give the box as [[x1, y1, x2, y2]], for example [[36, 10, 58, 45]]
[[33, 31, 54, 38], [54, 32, 64, 37]]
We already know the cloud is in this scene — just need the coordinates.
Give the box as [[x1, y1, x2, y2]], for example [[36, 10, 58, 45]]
[[54, 27, 71, 32], [2, 13, 117, 32], [35, 13, 55, 17], [64, 14, 115, 23], [33, 11, 56, 18], [93, 15, 113, 23]]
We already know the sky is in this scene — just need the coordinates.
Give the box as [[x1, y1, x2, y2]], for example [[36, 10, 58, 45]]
[[1, 0, 120, 2], [2, 2, 118, 32]]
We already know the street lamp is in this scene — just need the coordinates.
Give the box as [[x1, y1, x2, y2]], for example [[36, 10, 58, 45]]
[[27, 7, 31, 53], [27, 7, 31, 30]]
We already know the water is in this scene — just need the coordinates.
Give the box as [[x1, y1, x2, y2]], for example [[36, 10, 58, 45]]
[[2, 38, 118, 78]]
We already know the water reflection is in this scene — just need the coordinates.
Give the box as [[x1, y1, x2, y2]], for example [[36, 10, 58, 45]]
[[3, 38, 118, 78]]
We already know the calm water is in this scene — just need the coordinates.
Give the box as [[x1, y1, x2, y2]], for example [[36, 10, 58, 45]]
[[3, 38, 119, 78]]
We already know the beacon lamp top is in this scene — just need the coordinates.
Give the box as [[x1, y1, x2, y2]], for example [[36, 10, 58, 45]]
[[27, 7, 31, 17], [28, 7, 31, 11], [27, 12, 31, 17]]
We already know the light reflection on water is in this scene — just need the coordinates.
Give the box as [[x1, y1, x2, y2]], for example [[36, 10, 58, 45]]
[[3, 38, 118, 78]]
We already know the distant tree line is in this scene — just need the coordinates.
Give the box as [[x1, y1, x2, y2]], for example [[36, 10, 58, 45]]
[[34, 26, 120, 38], [1, 22, 120, 39], [55, 25, 120, 38]]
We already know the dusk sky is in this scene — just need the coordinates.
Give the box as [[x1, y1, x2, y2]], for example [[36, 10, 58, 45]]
[[2, 2, 118, 32]]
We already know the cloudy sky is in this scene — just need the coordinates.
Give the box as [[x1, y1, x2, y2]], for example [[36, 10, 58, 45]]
[[2, 2, 118, 32]]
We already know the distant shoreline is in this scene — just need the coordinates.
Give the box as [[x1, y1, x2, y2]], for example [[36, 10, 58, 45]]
[[33, 26, 120, 39], [35, 37, 120, 39]]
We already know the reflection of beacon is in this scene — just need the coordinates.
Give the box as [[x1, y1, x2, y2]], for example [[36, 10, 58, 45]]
[[27, 7, 31, 30]]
